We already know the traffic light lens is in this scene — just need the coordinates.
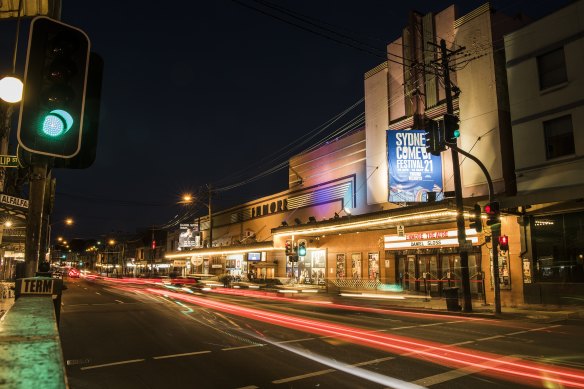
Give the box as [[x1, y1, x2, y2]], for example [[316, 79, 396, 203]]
[[453, 129, 460, 138], [42, 109, 73, 137]]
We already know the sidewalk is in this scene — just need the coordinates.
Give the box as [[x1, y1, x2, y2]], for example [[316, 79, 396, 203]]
[[326, 290, 584, 325], [0, 297, 15, 319]]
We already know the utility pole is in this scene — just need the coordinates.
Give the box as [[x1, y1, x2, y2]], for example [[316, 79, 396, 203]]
[[438, 39, 473, 312], [208, 184, 213, 248], [24, 157, 48, 276]]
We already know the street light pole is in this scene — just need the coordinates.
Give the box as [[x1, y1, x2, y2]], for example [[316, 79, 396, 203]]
[[208, 184, 213, 249], [438, 39, 473, 312]]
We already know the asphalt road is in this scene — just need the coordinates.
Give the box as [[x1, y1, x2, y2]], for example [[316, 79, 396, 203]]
[[59, 278, 584, 389]]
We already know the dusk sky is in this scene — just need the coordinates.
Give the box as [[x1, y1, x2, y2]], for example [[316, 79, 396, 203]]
[[1, 0, 569, 239]]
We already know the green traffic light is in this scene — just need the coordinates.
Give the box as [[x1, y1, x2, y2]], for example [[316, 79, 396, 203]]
[[453, 129, 460, 138], [42, 109, 73, 137]]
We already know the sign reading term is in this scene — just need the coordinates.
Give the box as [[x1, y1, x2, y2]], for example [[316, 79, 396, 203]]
[[0, 193, 29, 209], [0, 155, 18, 168], [20, 278, 55, 295]]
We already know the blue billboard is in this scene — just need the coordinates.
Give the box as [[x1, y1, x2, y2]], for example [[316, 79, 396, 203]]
[[387, 129, 443, 202]]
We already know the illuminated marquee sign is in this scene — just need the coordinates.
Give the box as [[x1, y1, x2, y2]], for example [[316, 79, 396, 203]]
[[384, 229, 478, 249]]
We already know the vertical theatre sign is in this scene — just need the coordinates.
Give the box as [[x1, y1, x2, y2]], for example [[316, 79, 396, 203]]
[[387, 130, 443, 202]]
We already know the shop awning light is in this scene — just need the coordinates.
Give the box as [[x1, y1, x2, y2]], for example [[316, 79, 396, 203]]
[[166, 246, 278, 259], [274, 210, 458, 238]]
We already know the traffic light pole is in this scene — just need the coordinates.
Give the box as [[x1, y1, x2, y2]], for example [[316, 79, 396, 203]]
[[24, 157, 48, 276], [439, 39, 473, 312]]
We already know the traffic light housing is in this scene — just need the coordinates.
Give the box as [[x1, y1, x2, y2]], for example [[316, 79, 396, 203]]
[[443, 113, 460, 144], [52, 52, 103, 169], [469, 203, 483, 233], [498, 235, 509, 251], [424, 118, 442, 156], [18, 16, 90, 158], [284, 239, 293, 256], [297, 239, 307, 257], [484, 201, 500, 226]]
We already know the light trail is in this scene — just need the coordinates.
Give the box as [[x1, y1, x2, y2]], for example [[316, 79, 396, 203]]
[[145, 288, 584, 388]]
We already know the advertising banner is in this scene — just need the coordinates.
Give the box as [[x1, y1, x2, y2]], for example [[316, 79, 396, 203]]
[[387, 129, 443, 202], [178, 223, 198, 250]]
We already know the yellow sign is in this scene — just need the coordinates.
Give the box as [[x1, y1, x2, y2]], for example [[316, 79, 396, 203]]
[[0, 155, 18, 168]]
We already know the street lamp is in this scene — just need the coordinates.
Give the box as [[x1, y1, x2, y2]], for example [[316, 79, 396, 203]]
[[0, 76, 23, 103]]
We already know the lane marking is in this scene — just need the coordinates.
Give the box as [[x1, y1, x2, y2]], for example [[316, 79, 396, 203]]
[[81, 359, 145, 370], [114, 300, 125, 304], [476, 335, 505, 341], [353, 356, 395, 367], [412, 355, 518, 387], [273, 369, 336, 384], [276, 337, 316, 344], [95, 292, 101, 295], [222, 344, 265, 351], [153, 350, 211, 360], [236, 386, 259, 389]]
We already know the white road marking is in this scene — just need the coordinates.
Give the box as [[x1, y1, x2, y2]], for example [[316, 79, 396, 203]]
[[353, 356, 395, 366], [153, 350, 211, 360], [114, 300, 125, 304], [81, 358, 145, 370], [276, 337, 316, 344], [412, 355, 518, 387], [476, 335, 505, 341], [95, 292, 101, 295], [235, 386, 259, 389], [273, 369, 336, 384], [222, 344, 265, 351]]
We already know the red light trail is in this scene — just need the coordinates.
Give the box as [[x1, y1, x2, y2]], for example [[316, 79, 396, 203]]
[[145, 288, 584, 388]]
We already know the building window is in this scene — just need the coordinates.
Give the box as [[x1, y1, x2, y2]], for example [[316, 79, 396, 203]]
[[537, 47, 567, 90], [532, 212, 584, 283], [543, 115, 575, 159]]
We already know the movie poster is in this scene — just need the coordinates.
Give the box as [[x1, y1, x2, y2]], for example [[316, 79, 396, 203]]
[[387, 129, 443, 202]]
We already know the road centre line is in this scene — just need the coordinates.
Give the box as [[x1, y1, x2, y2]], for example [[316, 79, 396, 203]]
[[476, 335, 505, 341], [81, 359, 145, 370], [153, 350, 211, 360], [277, 337, 316, 344], [114, 300, 125, 304], [353, 356, 396, 367], [504, 324, 561, 337], [412, 355, 518, 387], [272, 369, 336, 384], [222, 344, 265, 351]]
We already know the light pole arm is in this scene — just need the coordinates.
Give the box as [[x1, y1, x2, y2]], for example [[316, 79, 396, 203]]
[[448, 144, 494, 202]]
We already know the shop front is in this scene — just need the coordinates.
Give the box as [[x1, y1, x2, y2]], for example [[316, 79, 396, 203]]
[[385, 227, 484, 299]]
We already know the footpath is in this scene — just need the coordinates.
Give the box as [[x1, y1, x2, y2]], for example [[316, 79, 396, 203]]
[[314, 289, 584, 325]]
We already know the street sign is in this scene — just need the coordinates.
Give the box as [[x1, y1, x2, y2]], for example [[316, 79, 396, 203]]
[[0, 194, 29, 209], [19, 277, 55, 295], [0, 155, 18, 168]]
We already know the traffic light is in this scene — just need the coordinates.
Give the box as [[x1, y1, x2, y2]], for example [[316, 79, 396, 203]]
[[469, 203, 483, 232], [443, 113, 460, 144], [498, 235, 509, 251], [297, 239, 307, 257], [52, 52, 103, 169], [484, 201, 500, 226], [17, 16, 90, 158], [285, 239, 293, 256], [424, 117, 443, 156]]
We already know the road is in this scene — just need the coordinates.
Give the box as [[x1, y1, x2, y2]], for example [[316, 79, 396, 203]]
[[59, 277, 584, 389]]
